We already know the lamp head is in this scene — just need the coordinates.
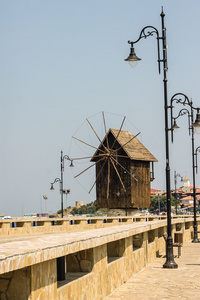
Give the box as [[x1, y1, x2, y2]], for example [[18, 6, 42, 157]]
[[70, 160, 74, 168], [124, 45, 141, 69], [172, 120, 180, 132], [50, 183, 54, 191], [193, 109, 200, 135]]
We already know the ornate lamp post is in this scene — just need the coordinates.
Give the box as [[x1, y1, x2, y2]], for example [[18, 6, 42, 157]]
[[50, 150, 74, 218], [170, 93, 200, 242], [124, 7, 177, 268], [174, 171, 183, 215], [155, 193, 162, 217], [194, 146, 200, 218]]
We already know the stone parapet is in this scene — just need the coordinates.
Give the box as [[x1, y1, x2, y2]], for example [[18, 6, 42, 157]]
[[0, 217, 197, 299], [0, 214, 197, 237]]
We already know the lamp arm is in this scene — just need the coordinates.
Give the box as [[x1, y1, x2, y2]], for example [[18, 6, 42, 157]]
[[63, 155, 70, 160], [168, 98, 193, 143], [170, 93, 191, 107], [195, 146, 200, 173], [51, 178, 61, 185], [128, 26, 161, 74], [170, 93, 199, 112], [175, 109, 191, 134], [62, 155, 74, 171], [173, 108, 190, 120]]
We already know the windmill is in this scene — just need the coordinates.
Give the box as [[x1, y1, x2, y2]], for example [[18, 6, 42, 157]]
[[71, 112, 157, 211]]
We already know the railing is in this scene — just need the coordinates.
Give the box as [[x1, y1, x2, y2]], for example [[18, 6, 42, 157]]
[[0, 214, 197, 236]]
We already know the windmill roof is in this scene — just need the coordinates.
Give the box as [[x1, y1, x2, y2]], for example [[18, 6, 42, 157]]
[[111, 129, 157, 162], [92, 129, 157, 162]]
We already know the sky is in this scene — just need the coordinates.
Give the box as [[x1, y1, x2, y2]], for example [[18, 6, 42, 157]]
[[1, 0, 200, 217]]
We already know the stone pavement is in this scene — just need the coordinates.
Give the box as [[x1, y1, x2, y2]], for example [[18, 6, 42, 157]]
[[104, 241, 200, 300]]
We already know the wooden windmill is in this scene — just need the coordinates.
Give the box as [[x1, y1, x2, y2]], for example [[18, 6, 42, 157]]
[[90, 128, 157, 209], [72, 113, 157, 210]]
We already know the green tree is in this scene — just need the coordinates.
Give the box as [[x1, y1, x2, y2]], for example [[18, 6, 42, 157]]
[[150, 195, 177, 213]]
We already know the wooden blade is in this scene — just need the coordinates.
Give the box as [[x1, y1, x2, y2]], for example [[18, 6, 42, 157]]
[[111, 156, 138, 182], [74, 157, 104, 178], [111, 116, 126, 150], [110, 158, 126, 192], [113, 131, 141, 153], [86, 118, 109, 153], [72, 136, 104, 154], [107, 159, 110, 199], [86, 118, 102, 144], [89, 158, 108, 193], [102, 111, 109, 149], [71, 154, 106, 160]]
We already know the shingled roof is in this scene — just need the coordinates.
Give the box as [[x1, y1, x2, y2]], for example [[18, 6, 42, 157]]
[[92, 128, 158, 162]]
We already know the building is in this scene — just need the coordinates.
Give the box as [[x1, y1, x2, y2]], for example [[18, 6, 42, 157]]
[[92, 129, 157, 209], [151, 174, 200, 207]]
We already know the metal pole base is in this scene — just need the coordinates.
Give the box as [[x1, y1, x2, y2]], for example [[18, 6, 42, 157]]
[[163, 237, 178, 269], [192, 225, 199, 243]]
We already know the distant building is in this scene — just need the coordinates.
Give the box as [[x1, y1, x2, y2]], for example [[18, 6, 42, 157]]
[[151, 174, 200, 206], [150, 189, 164, 196], [182, 174, 191, 193], [76, 201, 84, 208]]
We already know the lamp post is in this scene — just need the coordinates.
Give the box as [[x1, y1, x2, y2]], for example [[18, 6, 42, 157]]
[[195, 146, 200, 216], [63, 189, 70, 216], [124, 7, 177, 268], [50, 151, 74, 218], [174, 171, 183, 215], [155, 193, 162, 217], [170, 93, 200, 242], [43, 195, 48, 214]]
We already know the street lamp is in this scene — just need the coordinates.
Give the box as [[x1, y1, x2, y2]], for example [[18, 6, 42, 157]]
[[155, 193, 162, 217], [50, 151, 74, 218], [174, 171, 183, 215], [170, 93, 200, 242], [124, 7, 177, 268], [43, 195, 48, 214], [63, 189, 70, 216]]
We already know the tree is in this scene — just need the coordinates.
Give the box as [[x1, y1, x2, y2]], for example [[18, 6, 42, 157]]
[[150, 195, 178, 213]]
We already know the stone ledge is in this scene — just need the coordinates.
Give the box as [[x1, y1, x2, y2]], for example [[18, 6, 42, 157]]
[[0, 218, 193, 275]]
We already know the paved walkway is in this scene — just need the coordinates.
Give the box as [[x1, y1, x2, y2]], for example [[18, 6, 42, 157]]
[[105, 241, 200, 300]]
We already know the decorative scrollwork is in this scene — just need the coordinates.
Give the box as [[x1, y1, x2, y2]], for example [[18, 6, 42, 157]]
[[128, 26, 160, 45], [52, 178, 61, 184], [174, 108, 190, 120], [170, 93, 191, 107]]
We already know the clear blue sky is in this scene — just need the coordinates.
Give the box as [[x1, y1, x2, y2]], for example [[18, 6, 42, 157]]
[[1, 0, 200, 216]]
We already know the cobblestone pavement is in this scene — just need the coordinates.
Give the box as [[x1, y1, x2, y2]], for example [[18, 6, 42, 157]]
[[104, 241, 200, 300]]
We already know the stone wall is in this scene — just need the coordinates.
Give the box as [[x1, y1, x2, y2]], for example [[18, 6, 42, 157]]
[[0, 218, 197, 300], [0, 268, 31, 300]]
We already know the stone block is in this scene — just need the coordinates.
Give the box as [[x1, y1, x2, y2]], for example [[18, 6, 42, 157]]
[[80, 260, 92, 272], [67, 254, 80, 272]]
